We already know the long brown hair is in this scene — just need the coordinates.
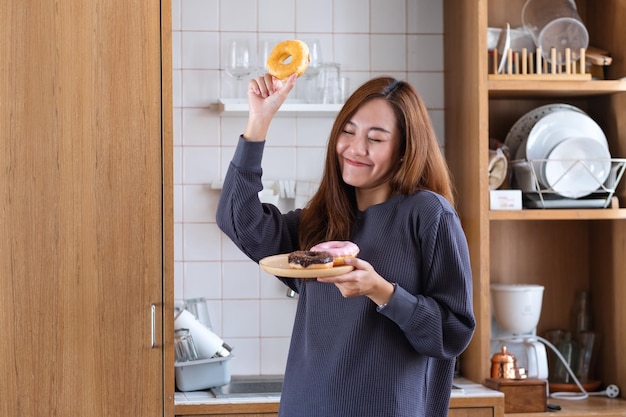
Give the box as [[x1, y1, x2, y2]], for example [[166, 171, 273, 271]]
[[298, 77, 454, 250]]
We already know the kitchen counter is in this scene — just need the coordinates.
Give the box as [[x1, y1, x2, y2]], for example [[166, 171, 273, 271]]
[[174, 377, 505, 416]]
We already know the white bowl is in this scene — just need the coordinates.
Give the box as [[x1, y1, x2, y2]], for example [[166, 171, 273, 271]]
[[544, 136, 611, 199]]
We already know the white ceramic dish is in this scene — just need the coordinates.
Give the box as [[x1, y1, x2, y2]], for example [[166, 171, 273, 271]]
[[504, 103, 585, 159], [544, 137, 611, 199], [525, 110, 607, 162]]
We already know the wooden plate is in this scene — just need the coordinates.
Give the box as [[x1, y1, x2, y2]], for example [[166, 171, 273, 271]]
[[259, 254, 354, 278], [549, 380, 601, 393]]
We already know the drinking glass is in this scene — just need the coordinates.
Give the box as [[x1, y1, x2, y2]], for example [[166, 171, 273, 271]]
[[575, 331, 597, 383], [225, 39, 253, 100], [174, 328, 199, 363], [318, 62, 341, 104], [301, 39, 323, 102], [259, 39, 279, 75]]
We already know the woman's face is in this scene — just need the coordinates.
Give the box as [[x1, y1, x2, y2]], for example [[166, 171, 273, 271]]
[[336, 98, 402, 194]]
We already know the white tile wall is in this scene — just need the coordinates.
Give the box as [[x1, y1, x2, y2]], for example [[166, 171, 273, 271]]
[[172, 0, 445, 376]]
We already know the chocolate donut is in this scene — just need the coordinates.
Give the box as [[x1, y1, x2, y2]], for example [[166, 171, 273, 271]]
[[288, 250, 334, 269]]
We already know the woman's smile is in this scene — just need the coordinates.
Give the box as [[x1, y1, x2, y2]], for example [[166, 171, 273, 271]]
[[343, 156, 371, 168]]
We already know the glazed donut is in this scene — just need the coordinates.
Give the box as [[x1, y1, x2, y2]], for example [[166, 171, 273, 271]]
[[266, 40, 310, 80], [288, 250, 334, 269], [310, 241, 360, 266]]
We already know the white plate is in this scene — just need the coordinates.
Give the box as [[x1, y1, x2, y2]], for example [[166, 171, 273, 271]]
[[525, 111, 607, 162], [544, 137, 611, 199], [504, 103, 585, 159]]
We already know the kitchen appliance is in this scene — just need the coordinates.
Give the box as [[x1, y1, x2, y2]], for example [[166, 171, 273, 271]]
[[490, 283, 549, 379]]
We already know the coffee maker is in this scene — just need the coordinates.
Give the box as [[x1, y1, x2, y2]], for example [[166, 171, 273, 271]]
[[490, 283, 549, 379]]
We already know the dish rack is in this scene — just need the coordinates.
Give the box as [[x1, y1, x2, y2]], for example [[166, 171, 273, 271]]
[[511, 158, 626, 209], [488, 47, 591, 80]]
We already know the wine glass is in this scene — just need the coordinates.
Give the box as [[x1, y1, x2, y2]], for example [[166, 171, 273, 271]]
[[224, 39, 253, 101], [259, 39, 279, 75], [301, 39, 323, 102]]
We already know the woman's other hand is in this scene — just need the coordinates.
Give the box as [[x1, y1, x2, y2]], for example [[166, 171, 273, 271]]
[[243, 73, 297, 141], [317, 257, 396, 306]]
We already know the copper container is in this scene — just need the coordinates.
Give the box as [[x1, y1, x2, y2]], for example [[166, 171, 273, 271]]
[[491, 345, 518, 379]]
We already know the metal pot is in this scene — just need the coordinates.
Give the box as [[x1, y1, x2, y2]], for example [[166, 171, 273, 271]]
[[491, 345, 521, 379]]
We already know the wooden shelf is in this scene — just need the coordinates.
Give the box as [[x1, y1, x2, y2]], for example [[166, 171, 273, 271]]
[[488, 78, 626, 98], [507, 396, 626, 416], [490, 208, 626, 220]]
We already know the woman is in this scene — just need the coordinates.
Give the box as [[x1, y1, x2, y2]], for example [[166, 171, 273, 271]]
[[216, 73, 475, 417]]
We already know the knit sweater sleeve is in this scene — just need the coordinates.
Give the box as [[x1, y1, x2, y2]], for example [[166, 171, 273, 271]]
[[377, 198, 475, 360], [215, 136, 300, 262]]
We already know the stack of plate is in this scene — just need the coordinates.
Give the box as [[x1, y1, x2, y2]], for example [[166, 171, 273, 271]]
[[505, 104, 611, 199], [543, 137, 611, 199]]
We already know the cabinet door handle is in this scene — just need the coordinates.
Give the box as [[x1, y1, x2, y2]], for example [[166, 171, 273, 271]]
[[151, 304, 157, 348]]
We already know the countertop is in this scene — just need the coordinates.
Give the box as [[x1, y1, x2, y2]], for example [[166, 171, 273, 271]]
[[174, 376, 503, 406]]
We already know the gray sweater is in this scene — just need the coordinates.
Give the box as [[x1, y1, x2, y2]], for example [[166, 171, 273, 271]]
[[216, 137, 475, 417]]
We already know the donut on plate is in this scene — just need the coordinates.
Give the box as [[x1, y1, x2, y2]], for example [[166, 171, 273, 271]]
[[310, 241, 360, 266], [266, 40, 310, 80], [288, 250, 334, 269]]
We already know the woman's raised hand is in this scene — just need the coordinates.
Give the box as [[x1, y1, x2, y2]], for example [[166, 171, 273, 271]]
[[243, 73, 297, 141]]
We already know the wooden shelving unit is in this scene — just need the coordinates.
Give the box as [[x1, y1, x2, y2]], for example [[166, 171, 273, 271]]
[[444, 0, 626, 415]]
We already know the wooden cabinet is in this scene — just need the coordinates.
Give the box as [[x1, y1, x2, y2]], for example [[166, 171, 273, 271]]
[[0, 0, 173, 416], [443, 0, 626, 415]]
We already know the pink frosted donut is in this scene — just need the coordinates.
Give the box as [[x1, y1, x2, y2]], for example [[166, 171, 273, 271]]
[[310, 241, 359, 266]]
